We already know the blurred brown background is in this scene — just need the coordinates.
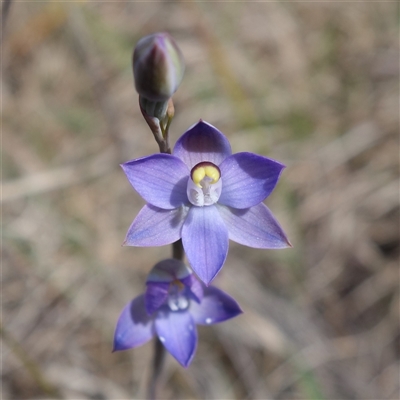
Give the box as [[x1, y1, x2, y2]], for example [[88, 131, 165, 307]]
[[2, 1, 399, 399]]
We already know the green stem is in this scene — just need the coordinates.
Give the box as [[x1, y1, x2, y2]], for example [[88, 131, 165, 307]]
[[146, 101, 183, 399], [147, 337, 166, 400]]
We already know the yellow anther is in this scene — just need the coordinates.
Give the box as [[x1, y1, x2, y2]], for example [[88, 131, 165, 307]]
[[191, 162, 221, 187], [204, 165, 220, 184], [192, 167, 206, 187], [189, 162, 222, 206]]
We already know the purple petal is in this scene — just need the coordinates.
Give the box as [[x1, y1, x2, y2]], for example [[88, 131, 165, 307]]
[[217, 203, 291, 249], [145, 282, 170, 315], [124, 204, 187, 246], [182, 206, 229, 285], [219, 152, 285, 209], [113, 295, 154, 351], [173, 121, 232, 169], [155, 310, 197, 367], [121, 154, 189, 209], [181, 274, 204, 302], [191, 286, 242, 325]]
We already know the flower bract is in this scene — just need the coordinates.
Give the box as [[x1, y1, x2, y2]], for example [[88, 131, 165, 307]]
[[113, 259, 242, 367], [122, 120, 290, 284]]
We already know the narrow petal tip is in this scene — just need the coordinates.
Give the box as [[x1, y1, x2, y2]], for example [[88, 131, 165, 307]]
[[111, 345, 120, 353], [190, 286, 243, 325]]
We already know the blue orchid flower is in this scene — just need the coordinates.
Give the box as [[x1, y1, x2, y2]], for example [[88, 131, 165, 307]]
[[113, 259, 242, 367], [122, 120, 290, 284]]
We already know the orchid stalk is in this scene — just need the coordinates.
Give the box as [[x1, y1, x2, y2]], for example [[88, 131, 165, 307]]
[[113, 32, 290, 400]]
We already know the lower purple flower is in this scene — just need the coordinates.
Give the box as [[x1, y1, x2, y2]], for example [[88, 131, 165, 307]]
[[113, 259, 242, 367]]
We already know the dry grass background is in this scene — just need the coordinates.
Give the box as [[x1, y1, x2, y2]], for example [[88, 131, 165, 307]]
[[2, 1, 399, 399]]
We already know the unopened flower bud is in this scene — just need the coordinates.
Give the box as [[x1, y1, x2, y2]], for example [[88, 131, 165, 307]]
[[133, 32, 185, 102]]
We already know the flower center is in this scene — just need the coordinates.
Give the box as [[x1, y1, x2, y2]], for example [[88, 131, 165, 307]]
[[187, 162, 222, 206], [167, 281, 189, 311]]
